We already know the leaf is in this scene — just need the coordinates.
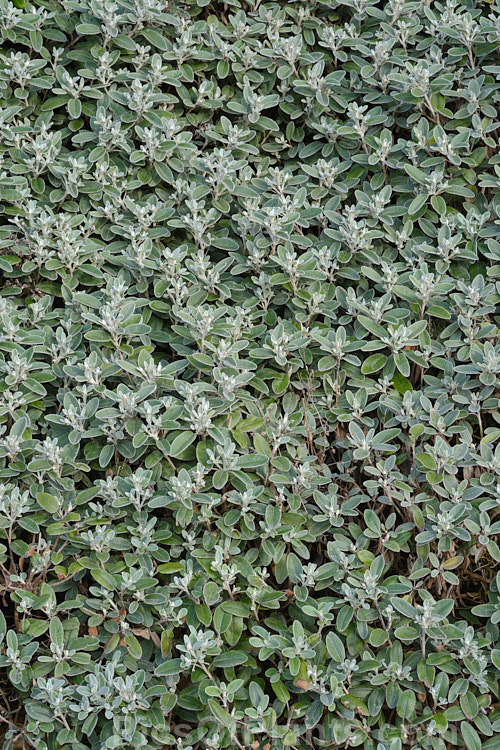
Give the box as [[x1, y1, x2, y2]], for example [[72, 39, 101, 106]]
[[336, 606, 354, 632], [253, 433, 272, 457], [49, 617, 64, 648], [286, 553, 303, 582], [157, 563, 184, 574], [141, 28, 169, 50], [416, 453, 437, 470], [236, 453, 268, 469], [75, 23, 101, 34], [213, 470, 228, 489], [405, 165, 427, 184], [392, 371, 413, 393], [397, 690, 416, 719], [326, 631, 345, 662], [221, 601, 250, 617], [210, 236, 239, 251], [208, 699, 233, 728], [272, 679, 290, 703], [361, 353, 387, 374], [103, 633, 120, 654], [168, 432, 196, 458], [203, 581, 221, 606], [491, 649, 500, 670], [390, 597, 417, 619], [427, 304, 451, 319], [91, 570, 116, 591], [155, 658, 182, 676], [68, 98, 82, 119], [358, 315, 387, 339], [394, 351, 410, 377], [37, 492, 59, 513], [124, 633, 142, 660], [272, 372, 290, 393], [99, 444, 114, 468], [212, 651, 248, 667], [408, 194, 428, 214], [460, 691, 478, 720], [461, 721, 482, 750]]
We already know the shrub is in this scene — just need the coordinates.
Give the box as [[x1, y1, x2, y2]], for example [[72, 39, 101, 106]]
[[0, 0, 499, 749]]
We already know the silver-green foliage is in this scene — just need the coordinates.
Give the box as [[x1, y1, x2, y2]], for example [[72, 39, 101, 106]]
[[0, 0, 499, 749]]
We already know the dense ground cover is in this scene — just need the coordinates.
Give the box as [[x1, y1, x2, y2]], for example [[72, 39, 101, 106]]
[[0, 0, 499, 748]]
